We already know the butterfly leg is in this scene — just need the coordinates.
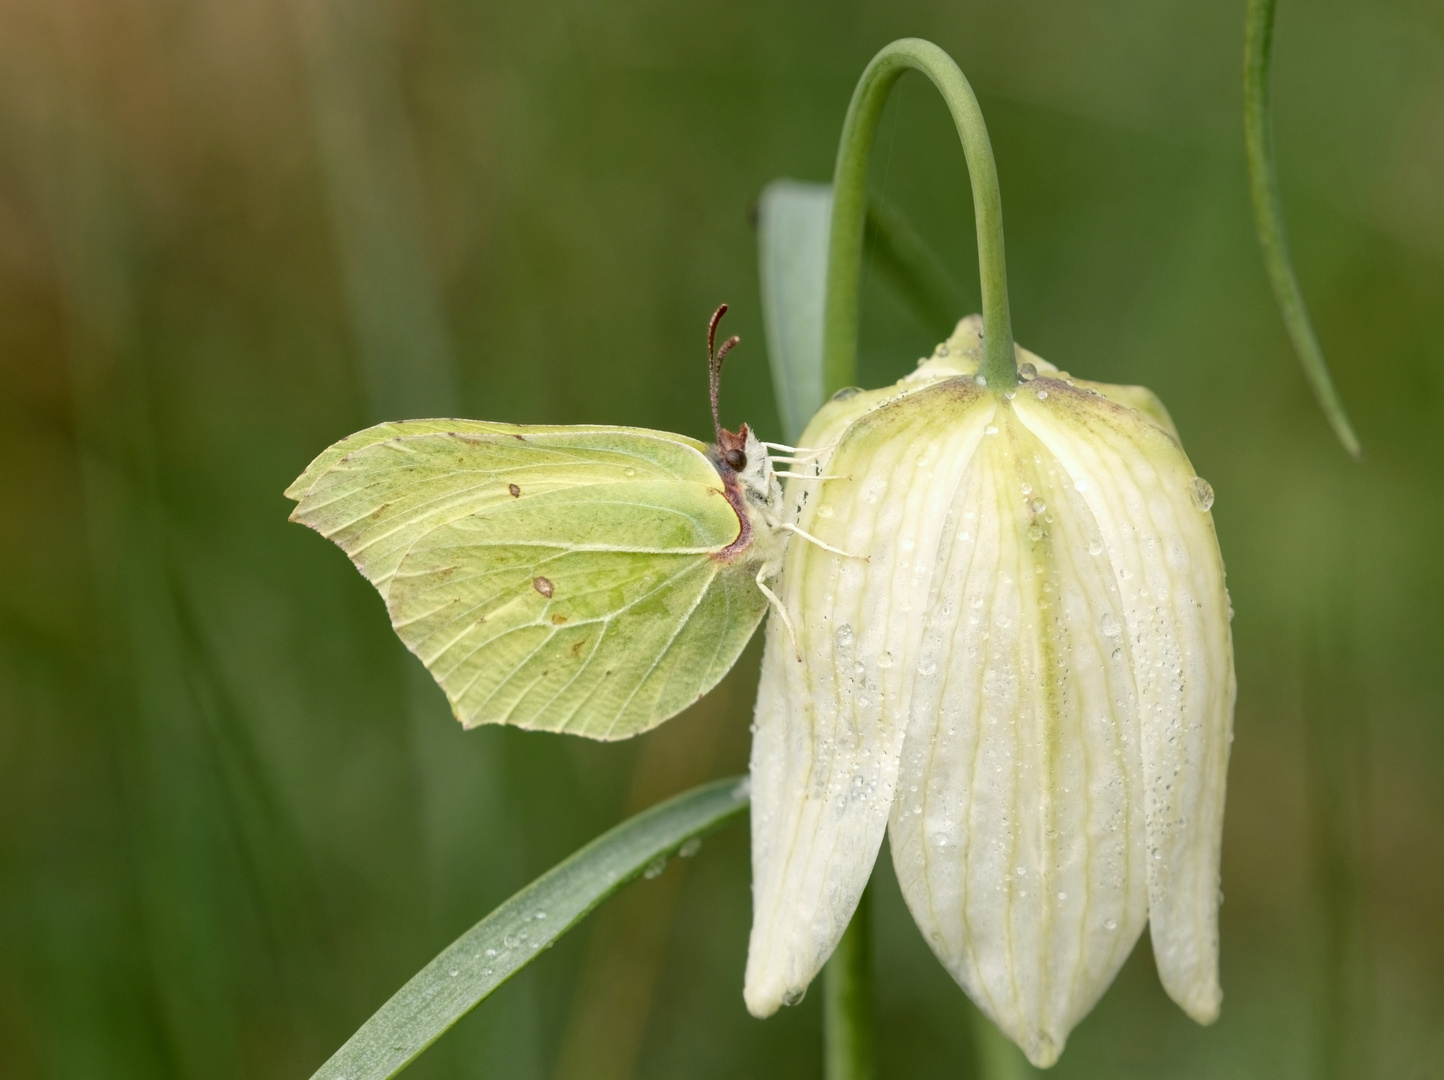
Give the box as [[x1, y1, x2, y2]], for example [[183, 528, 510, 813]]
[[783, 523, 869, 561], [754, 569, 801, 662]]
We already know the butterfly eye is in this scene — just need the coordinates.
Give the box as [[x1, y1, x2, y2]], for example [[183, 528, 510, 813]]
[[725, 448, 747, 471]]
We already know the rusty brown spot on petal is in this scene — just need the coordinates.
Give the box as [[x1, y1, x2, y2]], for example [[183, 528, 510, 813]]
[[509, 483, 521, 497], [533, 576, 554, 598]]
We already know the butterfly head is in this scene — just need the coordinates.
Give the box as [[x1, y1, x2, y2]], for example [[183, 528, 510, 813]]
[[706, 304, 783, 513]]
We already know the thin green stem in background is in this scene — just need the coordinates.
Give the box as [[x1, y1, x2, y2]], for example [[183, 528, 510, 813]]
[[309, 777, 750, 1080], [823, 37, 1015, 395], [866, 191, 968, 340], [1244, 0, 1362, 459], [823, 884, 876, 1080]]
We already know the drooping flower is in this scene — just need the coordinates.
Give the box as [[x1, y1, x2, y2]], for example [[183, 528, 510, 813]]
[[745, 316, 1234, 1067]]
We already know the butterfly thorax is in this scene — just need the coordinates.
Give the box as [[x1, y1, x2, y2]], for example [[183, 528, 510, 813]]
[[712, 423, 786, 571]]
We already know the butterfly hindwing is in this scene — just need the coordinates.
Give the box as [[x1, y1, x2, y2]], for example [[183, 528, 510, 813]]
[[288, 421, 768, 739]]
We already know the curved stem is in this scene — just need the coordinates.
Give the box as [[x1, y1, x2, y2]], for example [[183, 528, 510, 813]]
[[1244, 0, 1362, 459], [823, 38, 1015, 394], [823, 884, 876, 1080]]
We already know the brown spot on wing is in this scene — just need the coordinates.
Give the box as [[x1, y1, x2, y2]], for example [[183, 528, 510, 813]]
[[509, 483, 521, 497], [533, 576, 554, 598], [551, 613, 568, 625]]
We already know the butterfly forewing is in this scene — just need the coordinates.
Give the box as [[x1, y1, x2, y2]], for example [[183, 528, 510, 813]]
[[288, 421, 769, 739]]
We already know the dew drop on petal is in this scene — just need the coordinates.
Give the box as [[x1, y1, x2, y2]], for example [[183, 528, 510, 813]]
[[643, 857, 667, 880], [781, 987, 806, 1007], [985, 425, 999, 436], [1190, 476, 1215, 511], [679, 838, 702, 858], [1035, 389, 1049, 400], [1099, 612, 1121, 638], [1018, 362, 1037, 381]]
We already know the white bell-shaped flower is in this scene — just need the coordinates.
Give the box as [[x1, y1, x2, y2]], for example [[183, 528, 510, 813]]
[[745, 317, 1235, 1067]]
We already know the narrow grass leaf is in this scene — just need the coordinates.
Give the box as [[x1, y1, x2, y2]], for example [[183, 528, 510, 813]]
[[309, 776, 751, 1080]]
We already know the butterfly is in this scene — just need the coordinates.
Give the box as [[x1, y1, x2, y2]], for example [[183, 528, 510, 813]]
[[286, 306, 841, 740]]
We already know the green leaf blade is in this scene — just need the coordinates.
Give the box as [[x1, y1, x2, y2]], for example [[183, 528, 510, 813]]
[[757, 180, 833, 444], [310, 776, 751, 1080]]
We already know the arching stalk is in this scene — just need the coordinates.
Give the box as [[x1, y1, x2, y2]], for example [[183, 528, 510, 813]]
[[823, 37, 1016, 394]]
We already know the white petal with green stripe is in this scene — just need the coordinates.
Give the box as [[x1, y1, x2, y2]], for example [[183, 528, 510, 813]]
[[744, 329, 1233, 1066]]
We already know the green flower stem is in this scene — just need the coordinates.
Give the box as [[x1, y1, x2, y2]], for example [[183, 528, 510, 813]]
[[823, 884, 877, 1080], [1244, 0, 1362, 459], [823, 37, 1015, 394]]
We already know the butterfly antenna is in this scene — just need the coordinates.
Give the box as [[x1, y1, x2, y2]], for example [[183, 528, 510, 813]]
[[707, 303, 741, 444]]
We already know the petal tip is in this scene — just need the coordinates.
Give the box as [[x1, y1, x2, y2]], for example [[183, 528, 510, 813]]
[[1022, 1033, 1063, 1069], [1180, 986, 1222, 1027]]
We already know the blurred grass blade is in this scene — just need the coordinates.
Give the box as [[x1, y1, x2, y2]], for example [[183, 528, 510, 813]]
[[865, 192, 965, 341], [1244, 0, 1362, 459], [310, 776, 751, 1080], [757, 181, 966, 443], [757, 180, 833, 443]]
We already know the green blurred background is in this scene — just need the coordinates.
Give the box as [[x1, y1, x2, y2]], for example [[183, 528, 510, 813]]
[[1, 0, 1440, 1076]]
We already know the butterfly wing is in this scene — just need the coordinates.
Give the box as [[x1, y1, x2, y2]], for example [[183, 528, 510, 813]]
[[288, 421, 767, 739]]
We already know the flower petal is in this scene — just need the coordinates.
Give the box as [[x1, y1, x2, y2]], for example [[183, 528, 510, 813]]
[[887, 399, 1149, 1068], [744, 379, 993, 1016], [1014, 381, 1235, 1024]]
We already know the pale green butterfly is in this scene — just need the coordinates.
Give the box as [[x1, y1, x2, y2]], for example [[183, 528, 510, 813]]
[[286, 306, 839, 740]]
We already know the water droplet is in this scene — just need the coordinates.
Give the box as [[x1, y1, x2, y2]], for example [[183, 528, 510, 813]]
[[817, 504, 835, 518], [679, 838, 702, 858], [975, 373, 988, 387], [1020, 482, 1032, 495], [624, 467, 636, 477], [1074, 477, 1089, 492], [781, 987, 807, 1007], [1035, 389, 1049, 400], [1057, 891, 1067, 901], [877, 651, 894, 669], [1099, 612, 1121, 638], [449, 969, 459, 977], [836, 624, 854, 649], [1029, 498, 1046, 514], [984, 425, 999, 436], [1088, 540, 1103, 556], [485, 948, 497, 958], [1018, 362, 1037, 381], [535, 911, 548, 920], [1104, 918, 1118, 931], [1190, 476, 1214, 511], [643, 857, 667, 880], [937, 344, 950, 357], [830, 386, 862, 401], [1028, 525, 1044, 542]]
